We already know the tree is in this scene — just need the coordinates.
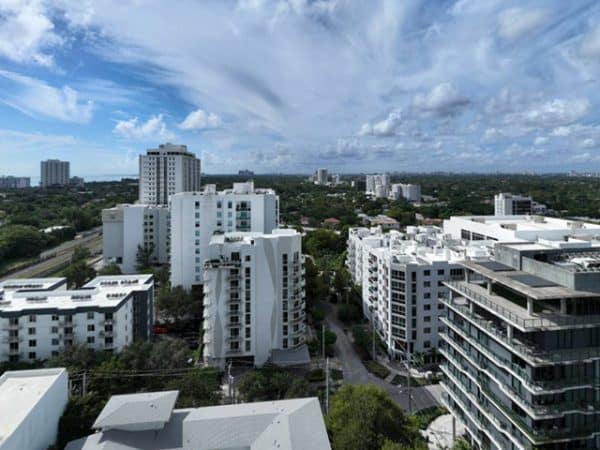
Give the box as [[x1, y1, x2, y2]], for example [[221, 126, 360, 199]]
[[302, 229, 345, 258], [71, 245, 91, 263], [155, 286, 201, 323], [51, 393, 106, 450], [237, 369, 312, 402], [136, 243, 155, 271], [98, 263, 122, 275], [452, 438, 471, 450], [326, 385, 421, 450], [64, 260, 96, 288], [165, 368, 222, 408]]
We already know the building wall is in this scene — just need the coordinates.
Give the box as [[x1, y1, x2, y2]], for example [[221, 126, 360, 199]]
[[40, 160, 69, 187], [169, 185, 279, 289], [0, 369, 68, 450], [202, 230, 304, 368]]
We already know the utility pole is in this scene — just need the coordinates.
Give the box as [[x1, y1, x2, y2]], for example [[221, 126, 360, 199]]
[[325, 357, 329, 414], [405, 353, 412, 414], [322, 323, 326, 361], [227, 362, 233, 403]]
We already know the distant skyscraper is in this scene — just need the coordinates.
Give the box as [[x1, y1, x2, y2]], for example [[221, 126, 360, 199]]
[[139, 143, 201, 205], [365, 173, 390, 198], [315, 168, 328, 185], [238, 169, 254, 176], [40, 160, 70, 187]]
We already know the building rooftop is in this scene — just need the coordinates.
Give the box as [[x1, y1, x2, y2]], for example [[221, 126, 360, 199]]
[[450, 215, 600, 234], [0, 277, 66, 292], [93, 391, 179, 431], [67, 395, 331, 450], [0, 274, 153, 313], [0, 368, 67, 445]]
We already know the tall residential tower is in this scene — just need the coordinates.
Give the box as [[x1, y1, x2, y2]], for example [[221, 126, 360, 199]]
[[139, 143, 201, 205], [41, 160, 70, 187]]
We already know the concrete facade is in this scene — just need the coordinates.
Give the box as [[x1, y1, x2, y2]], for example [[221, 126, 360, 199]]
[[102, 203, 169, 273], [0, 275, 154, 362], [169, 181, 279, 289], [40, 159, 69, 187], [139, 143, 201, 205], [0, 368, 68, 450], [494, 193, 534, 216], [202, 229, 306, 368]]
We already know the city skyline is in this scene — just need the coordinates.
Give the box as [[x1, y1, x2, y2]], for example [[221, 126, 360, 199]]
[[2, 1, 600, 176]]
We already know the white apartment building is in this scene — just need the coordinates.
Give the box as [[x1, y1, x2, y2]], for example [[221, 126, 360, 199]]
[[0, 368, 68, 450], [139, 143, 201, 205], [41, 159, 70, 187], [202, 230, 307, 369], [444, 214, 600, 243], [390, 183, 421, 202], [315, 168, 328, 185], [102, 204, 169, 273], [365, 174, 390, 198], [494, 192, 534, 216], [169, 181, 279, 289], [346, 226, 490, 362], [0, 275, 154, 362]]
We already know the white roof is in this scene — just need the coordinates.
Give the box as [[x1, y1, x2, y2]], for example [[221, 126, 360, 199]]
[[0, 368, 67, 444], [0, 275, 152, 313]]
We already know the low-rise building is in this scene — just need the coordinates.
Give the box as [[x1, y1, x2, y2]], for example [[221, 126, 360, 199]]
[[102, 203, 169, 273], [0, 368, 69, 450], [66, 391, 331, 450], [347, 226, 490, 362], [202, 229, 307, 368], [0, 275, 154, 362], [441, 240, 600, 449], [0, 176, 30, 189]]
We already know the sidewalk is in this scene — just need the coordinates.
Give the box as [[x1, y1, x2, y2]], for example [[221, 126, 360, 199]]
[[421, 413, 466, 450]]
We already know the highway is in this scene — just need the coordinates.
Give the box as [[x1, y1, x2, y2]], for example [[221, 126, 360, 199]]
[[0, 230, 103, 281]]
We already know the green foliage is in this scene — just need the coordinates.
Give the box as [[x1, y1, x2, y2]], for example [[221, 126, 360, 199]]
[[412, 406, 448, 430], [156, 286, 201, 323], [52, 393, 106, 450], [165, 368, 222, 408], [63, 260, 96, 288], [306, 368, 326, 382], [237, 369, 315, 402], [0, 224, 46, 260], [303, 229, 346, 258], [71, 245, 91, 263], [98, 262, 122, 275], [337, 303, 363, 323], [135, 243, 155, 271], [452, 438, 471, 450], [364, 360, 390, 379], [326, 384, 421, 450]]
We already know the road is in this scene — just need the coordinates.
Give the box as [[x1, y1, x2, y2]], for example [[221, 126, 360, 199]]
[[323, 303, 443, 412], [0, 233, 103, 281]]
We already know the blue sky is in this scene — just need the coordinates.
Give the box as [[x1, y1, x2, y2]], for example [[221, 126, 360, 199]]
[[1, 0, 600, 176]]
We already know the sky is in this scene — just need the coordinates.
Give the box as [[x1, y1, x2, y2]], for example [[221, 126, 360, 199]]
[[1, 0, 600, 176]]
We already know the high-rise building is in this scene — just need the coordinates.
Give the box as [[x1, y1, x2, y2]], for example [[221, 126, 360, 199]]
[[315, 168, 328, 185], [0, 176, 30, 189], [441, 241, 600, 449], [365, 174, 390, 198], [390, 183, 421, 202], [0, 275, 154, 362], [41, 159, 70, 187], [169, 181, 279, 289], [346, 226, 490, 361], [139, 143, 201, 205], [102, 204, 170, 273], [494, 193, 534, 216], [202, 229, 307, 368]]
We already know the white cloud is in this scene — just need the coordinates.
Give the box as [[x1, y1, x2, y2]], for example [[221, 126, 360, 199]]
[[550, 126, 572, 137], [523, 99, 590, 128], [179, 109, 221, 130], [0, 0, 63, 66], [113, 114, 175, 140], [497, 8, 547, 40], [579, 138, 596, 148], [534, 136, 548, 146], [412, 83, 469, 116], [0, 69, 93, 122]]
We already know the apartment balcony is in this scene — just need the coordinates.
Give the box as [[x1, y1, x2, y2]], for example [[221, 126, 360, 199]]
[[226, 335, 242, 342], [8, 347, 20, 355], [226, 297, 241, 304], [226, 347, 243, 354], [227, 274, 241, 281], [226, 319, 241, 327], [290, 312, 306, 323], [100, 319, 114, 326], [443, 296, 600, 365], [203, 334, 211, 344], [99, 330, 116, 338], [6, 323, 22, 330], [2, 336, 22, 344], [225, 309, 241, 317], [445, 280, 600, 331]]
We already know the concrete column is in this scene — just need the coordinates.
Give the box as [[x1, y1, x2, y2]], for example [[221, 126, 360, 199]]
[[452, 416, 456, 442], [487, 280, 493, 294], [507, 324, 513, 342], [470, 301, 475, 313], [560, 298, 567, 314], [527, 297, 534, 315], [465, 270, 470, 283]]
